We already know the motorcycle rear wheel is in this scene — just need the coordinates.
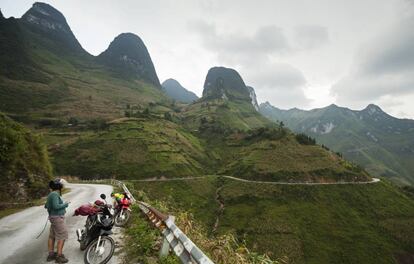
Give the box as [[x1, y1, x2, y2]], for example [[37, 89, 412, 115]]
[[84, 236, 115, 264]]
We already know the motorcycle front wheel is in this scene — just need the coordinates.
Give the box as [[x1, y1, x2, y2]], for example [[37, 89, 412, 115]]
[[84, 236, 115, 264], [115, 209, 131, 227]]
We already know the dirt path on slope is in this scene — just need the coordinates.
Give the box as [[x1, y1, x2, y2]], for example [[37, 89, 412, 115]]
[[212, 186, 225, 234]]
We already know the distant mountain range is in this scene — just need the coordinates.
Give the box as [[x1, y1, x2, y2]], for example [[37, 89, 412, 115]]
[[161, 78, 198, 103], [260, 102, 414, 185]]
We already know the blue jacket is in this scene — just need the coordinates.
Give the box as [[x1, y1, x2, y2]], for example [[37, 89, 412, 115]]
[[45, 191, 68, 216]]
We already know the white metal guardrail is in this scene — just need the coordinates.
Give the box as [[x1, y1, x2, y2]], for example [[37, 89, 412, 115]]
[[110, 179, 214, 264]]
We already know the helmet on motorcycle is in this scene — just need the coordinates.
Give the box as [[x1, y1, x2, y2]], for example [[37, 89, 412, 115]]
[[94, 200, 104, 206]]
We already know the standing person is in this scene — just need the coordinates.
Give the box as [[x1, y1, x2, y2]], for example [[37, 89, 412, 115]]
[[45, 179, 70, 263]]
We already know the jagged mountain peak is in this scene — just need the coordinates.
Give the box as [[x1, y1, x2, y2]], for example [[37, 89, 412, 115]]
[[0, 9, 4, 19], [327, 103, 339, 109], [98, 32, 161, 87], [162, 78, 198, 103], [22, 2, 70, 33], [362, 104, 384, 115], [20, 2, 85, 53], [24, 3, 66, 23], [163, 78, 180, 86], [111, 32, 144, 45], [202, 66, 250, 101]]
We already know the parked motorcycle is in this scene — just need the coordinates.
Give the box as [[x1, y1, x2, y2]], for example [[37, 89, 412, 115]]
[[75, 194, 115, 264], [114, 195, 132, 227]]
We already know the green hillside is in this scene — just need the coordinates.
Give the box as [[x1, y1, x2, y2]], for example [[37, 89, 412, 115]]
[[260, 102, 414, 185], [51, 117, 210, 179], [128, 177, 414, 264], [0, 112, 52, 202], [45, 63, 367, 182], [181, 98, 270, 132], [0, 3, 169, 124]]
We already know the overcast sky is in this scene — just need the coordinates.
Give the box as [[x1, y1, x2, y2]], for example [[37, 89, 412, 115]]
[[1, 0, 414, 118]]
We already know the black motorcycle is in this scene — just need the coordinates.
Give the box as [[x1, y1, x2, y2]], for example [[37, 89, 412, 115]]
[[76, 194, 116, 264]]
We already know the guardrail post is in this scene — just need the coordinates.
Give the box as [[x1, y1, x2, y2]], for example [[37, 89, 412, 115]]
[[159, 237, 170, 258]]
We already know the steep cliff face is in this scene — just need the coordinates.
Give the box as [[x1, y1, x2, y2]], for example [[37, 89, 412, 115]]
[[202, 67, 250, 101], [98, 33, 161, 87], [247, 86, 259, 111], [21, 2, 86, 54]]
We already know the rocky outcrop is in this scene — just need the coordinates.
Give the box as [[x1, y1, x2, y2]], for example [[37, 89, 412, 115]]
[[247, 86, 259, 111], [202, 66, 251, 101], [21, 2, 85, 53], [98, 33, 161, 87]]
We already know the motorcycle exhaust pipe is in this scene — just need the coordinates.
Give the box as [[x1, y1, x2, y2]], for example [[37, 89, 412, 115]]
[[76, 229, 82, 241]]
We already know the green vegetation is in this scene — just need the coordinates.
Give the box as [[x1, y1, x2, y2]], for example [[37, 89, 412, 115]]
[[0, 6, 371, 184], [123, 204, 180, 264], [124, 183, 281, 264], [51, 117, 209, 179], [260, 103, 414, 185], [0, 113, 52, 203], [48, 112, 368, 183], [181, 98, 270, 132], [128, 177, 414, 264], [295, 133, 316, 145]]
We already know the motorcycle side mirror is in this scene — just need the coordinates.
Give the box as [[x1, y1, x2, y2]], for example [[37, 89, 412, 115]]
[[100, 194, 106, 200]]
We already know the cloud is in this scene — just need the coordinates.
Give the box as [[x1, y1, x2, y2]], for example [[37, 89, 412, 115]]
[[248, 63, 311, 108], [188, 20, 290, 65], [189, 20, 311, 108], [331, 15, 414, 107], [294, 25, 329, 50], [250, 63, 307, 89]]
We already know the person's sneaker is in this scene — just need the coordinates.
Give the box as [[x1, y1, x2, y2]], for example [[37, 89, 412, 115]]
[[55, 254, 69, 263], [46, 252, 57, 262]]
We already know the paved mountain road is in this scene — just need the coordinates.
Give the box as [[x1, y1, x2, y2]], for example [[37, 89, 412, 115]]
[[128, 175, 381, 185], [0, 183, 118, 264]]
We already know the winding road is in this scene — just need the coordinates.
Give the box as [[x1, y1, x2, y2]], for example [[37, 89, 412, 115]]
[[128, 175, 381, 185], [0, 183, 118, 264]]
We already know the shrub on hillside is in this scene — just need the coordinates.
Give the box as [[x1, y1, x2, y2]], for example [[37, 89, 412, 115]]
[[295, 133, 316, 145], [86, 118, 109, 131], [246, 127, 287, 141], [0, 113, 52, 202]]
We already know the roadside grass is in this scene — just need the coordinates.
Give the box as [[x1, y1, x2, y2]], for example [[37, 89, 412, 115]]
[[123, 186, 281, 264], [0, 208, 26, 219], [127, 177, 414, 264]]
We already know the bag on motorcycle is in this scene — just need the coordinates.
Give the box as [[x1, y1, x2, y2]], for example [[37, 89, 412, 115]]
[[74, 204, 98, 216]]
